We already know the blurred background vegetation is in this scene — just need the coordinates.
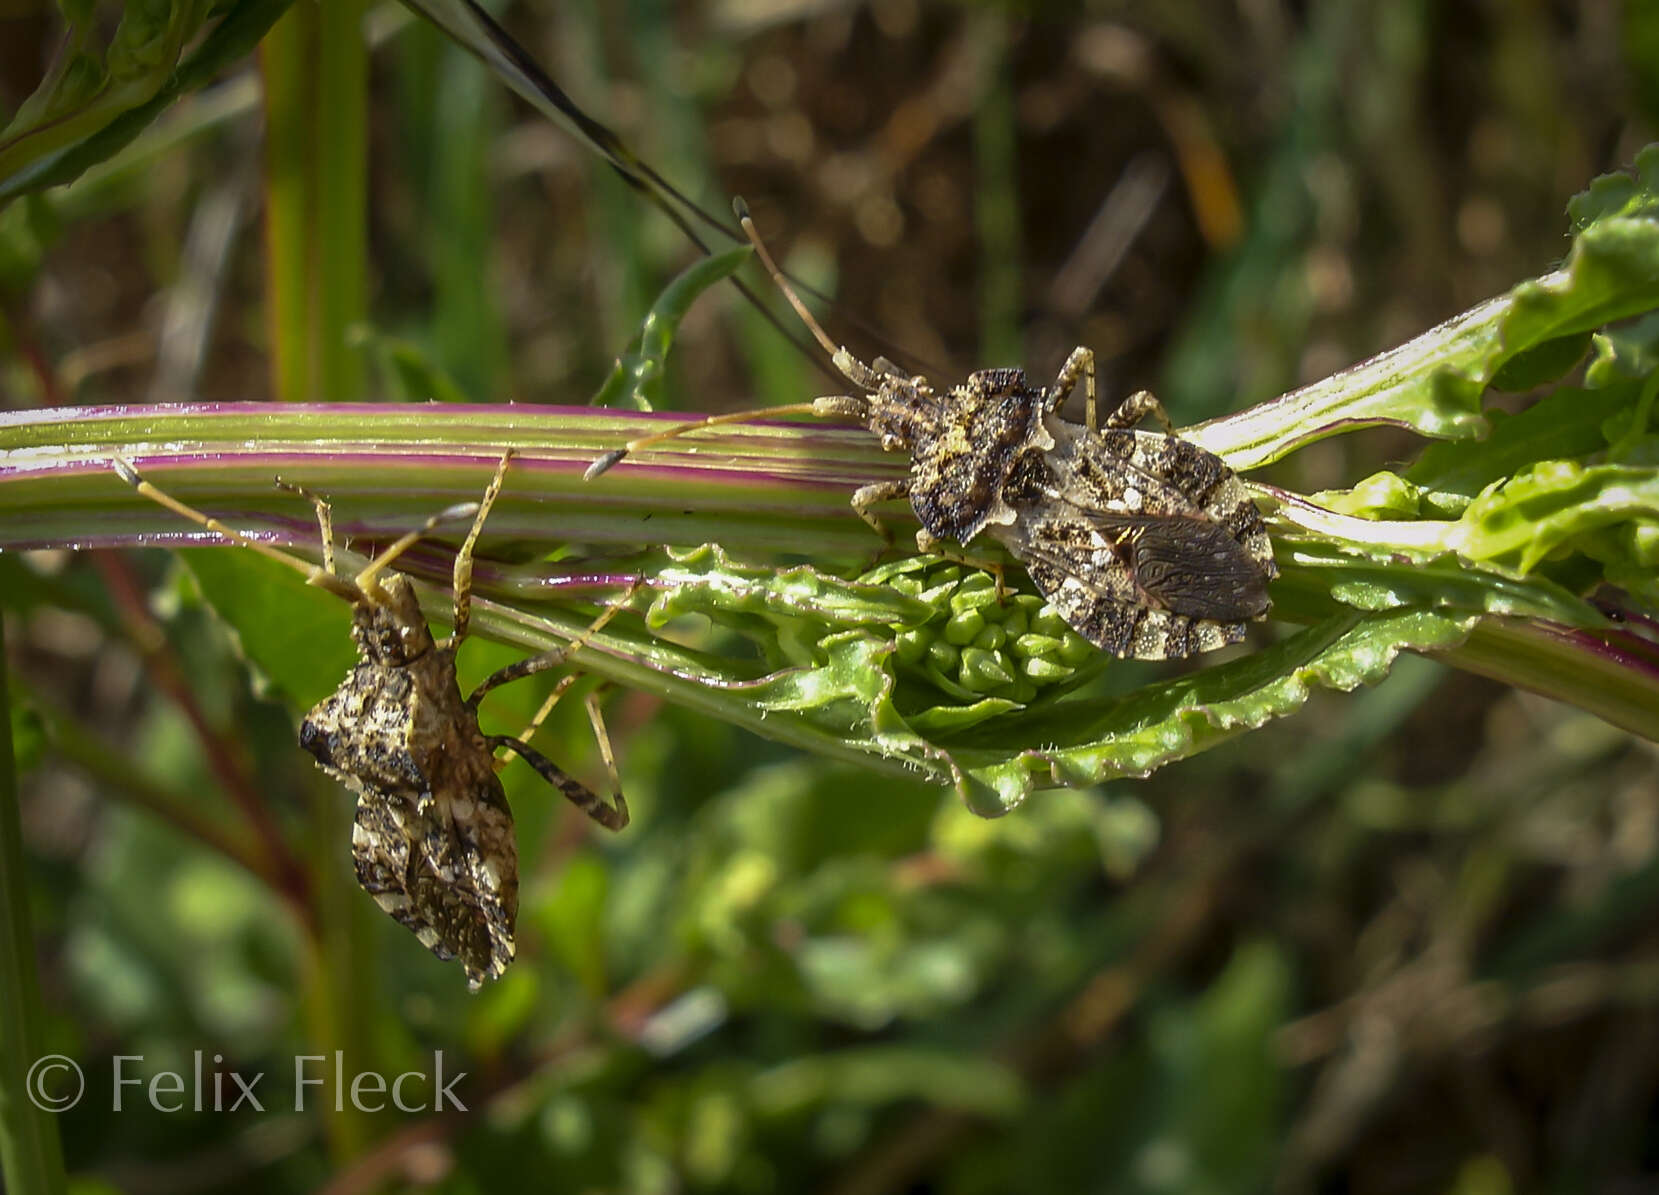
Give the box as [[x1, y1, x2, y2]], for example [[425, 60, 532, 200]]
[[3, 1, 1659, 1191]]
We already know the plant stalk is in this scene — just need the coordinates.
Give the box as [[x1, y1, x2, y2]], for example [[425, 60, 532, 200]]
[[0, 617, 69, 1195]]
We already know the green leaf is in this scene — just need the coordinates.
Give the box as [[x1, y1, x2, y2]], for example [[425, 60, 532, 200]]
[[1585, 312, 1659, 386], [649, 544, 932, 640], [478, 545, 1483, 817], [1452, 459, 1659, 578], [1312, 470, 1424, 519], [1566, 141, 1659, 231], [179, 549, 358, 708], [1280, 541, 1605, 626], [1405, 380, 1638, 514], [950, 609, 1479, 814], [591, 246, 752, 411], [1193, 200, 1659, 471], [0, 0, 296, 202], [1488, 331, 1590, 391]]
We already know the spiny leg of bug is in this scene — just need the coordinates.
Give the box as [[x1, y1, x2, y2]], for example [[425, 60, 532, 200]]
[[492, 679, 627, 832], [467, 581, 641, 831], [1101, 388, 1177, 434], [1046, 346, 1099, 432], [1041, 347, 1175, 437], [396, 448, 632, 830], [116, 454, 483, 609], [844, 477, 1009, 597], [440, 447, 515, 648], [268, 470, 491, 605]]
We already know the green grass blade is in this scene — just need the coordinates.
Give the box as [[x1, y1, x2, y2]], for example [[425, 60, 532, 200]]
[[0, 0, 294, 202], [0, 619, 69, 1195]]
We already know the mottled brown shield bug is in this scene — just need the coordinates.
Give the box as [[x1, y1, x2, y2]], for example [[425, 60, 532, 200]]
[[114, 451, 631, 988], [586, 201, 1274, 661]]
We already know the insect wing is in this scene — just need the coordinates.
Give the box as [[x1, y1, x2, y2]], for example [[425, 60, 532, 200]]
[[350, 783, 518, 991], [1085, 428, 1278, 582], [1007, 505, 1250, 660], [1035, 425, 1275, 619], [997, 421, 1276, 659], [1102, 512, 1272, 621]]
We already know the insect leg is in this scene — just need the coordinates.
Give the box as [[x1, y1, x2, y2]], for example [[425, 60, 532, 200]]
[[914, 529, 1008, 603], [486, 642, 628, 830], [1103, 389, 1176, 433], [273, 478, 339, 577], [1047, 346, 1097, 430], [352, 468, 504, 602], [583, 689, 623, 822], [849, 478, 911, 546], [112, 457, 361, 602], [488, 733, 628, 831], [447, 448, 516, 649], [466, 581, 641, 708], [496, 672, 582, 772]]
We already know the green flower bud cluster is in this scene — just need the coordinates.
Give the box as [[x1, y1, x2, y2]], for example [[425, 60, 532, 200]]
[[878, 563, 1098, 704]]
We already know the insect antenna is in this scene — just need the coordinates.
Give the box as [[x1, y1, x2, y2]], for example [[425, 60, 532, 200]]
[[582, 198, 882, 481], [732, 197, 841, 362], [114, 456, 362, 603]]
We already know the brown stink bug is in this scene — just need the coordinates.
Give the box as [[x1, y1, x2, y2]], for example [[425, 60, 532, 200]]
[[114, 451, 631, 988], [585, 200, 1274, 661]]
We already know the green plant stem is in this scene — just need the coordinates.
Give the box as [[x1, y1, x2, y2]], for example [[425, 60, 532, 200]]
[[0, 618, 69, 1195], [0, 403, 904, 558], [316, 0, 369, 404], [260, 1, 374, 1164], [261, 1, 368, 403], [1439, 617, 1659, 741], [1186, 294, 1511, 468], [456, 594, 929, 783], [3, 402, 1655, 759]]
